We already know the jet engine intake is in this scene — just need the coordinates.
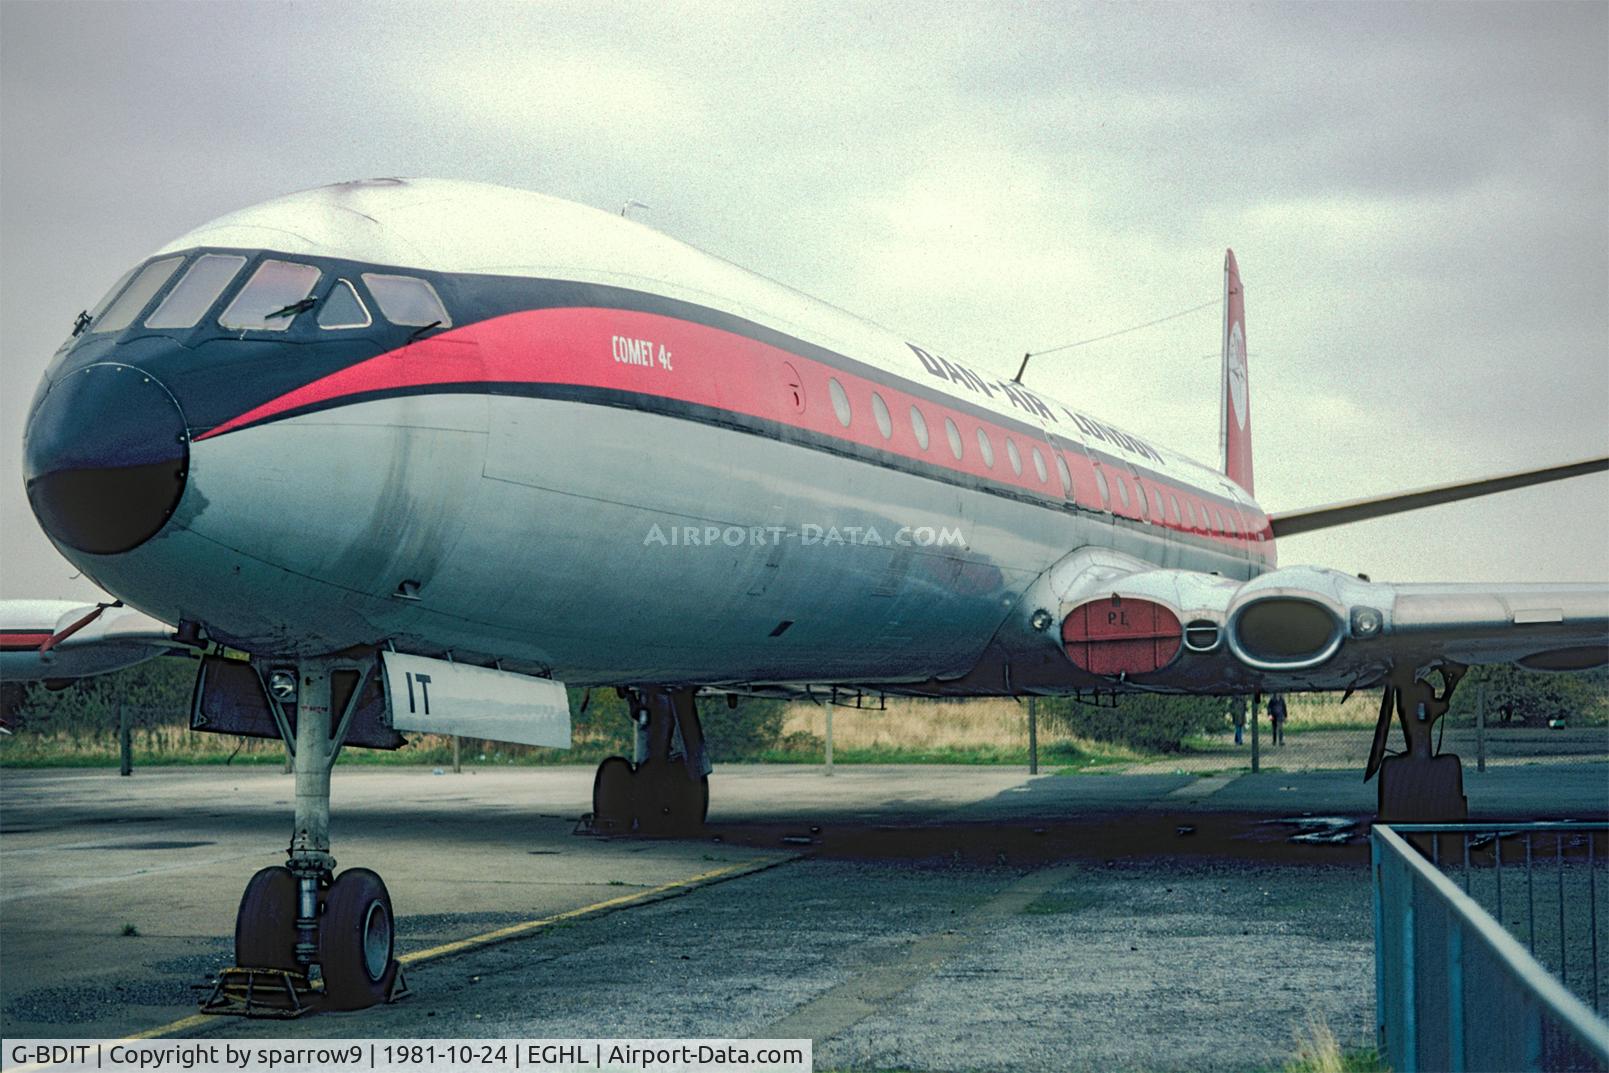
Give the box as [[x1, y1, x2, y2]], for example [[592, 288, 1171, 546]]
[[1227, 595, 1345, 670]]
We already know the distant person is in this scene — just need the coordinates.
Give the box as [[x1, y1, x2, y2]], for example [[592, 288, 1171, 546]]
[[1269, 693, 1287, 746], [1230, 695, 1247, 745]]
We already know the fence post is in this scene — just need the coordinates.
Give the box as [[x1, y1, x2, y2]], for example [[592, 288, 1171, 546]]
[[452, 734, 461, 774], [1028, 696, 1039, 775], [1373, 833, 1388, 1056], [1476, 686, 1486, 774], [824, 704, 834, 776], [118, 697, 132, 777], [1251, 692, 1261, 773]]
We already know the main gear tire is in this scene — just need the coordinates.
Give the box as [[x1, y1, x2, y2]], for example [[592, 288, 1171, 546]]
[[318, 867, 398, 1010]]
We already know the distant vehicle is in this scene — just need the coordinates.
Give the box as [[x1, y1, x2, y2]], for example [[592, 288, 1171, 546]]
[[19, 178, 1606, 1008]]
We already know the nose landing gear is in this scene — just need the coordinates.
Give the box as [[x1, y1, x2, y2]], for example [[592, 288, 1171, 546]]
[[590, 686, 712, 835], [204, 657, 405, 1017]]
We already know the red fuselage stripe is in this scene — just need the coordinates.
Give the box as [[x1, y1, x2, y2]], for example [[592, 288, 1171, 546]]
[[0, 631, 53, 650], [193, 307, 1273, 556]]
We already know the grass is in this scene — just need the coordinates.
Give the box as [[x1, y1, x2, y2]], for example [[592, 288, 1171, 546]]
[[1, 695, 1164, 769], [769, 697, 1155, 768], [0, 721, 634, 769], [18, 688, 1577, 770], [1274, 1021, 1385, 1073]]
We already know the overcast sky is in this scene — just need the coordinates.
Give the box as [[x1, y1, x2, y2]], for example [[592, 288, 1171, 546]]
[[2, 1, 1605, 604]]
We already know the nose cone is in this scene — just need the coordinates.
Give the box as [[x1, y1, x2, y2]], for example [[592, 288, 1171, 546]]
[[24, 363, 189, 555]]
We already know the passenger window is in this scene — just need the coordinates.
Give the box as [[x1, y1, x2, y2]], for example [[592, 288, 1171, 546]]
[[871, 392, 893, 439], [1005, 438, 1022, 476], [1094, 466, 1110, 509], [1134, 481, 1148, 519], [1031, 447, 1048, 484], [945, 417, 964, 460], [94, 257, 184, 333], [361, 273, 451, 327], [1168, 493, 1181, 525], [976, 428, 995, 469], [146, 254, 247, 329], [1056, 454, 1073, 498], [1116, 477, 1130, 511], [1184, 500, 1196, 529], [1149, 487, 1164, 519], [828, 378, 852, 427], [318, 279, 372, 329], [910, 405, 930, 450], [219, 260, 322, 331]]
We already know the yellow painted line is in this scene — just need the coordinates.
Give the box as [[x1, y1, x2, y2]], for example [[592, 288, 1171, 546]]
[[122, 1012, 214, 1039], [90, 853, 794, 1047], [5, 1014, 218, 1070], [401, 854, 789, 965]]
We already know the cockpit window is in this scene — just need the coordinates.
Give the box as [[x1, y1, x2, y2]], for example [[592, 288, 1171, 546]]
[[318, 279, 372, 329], [87, 266, 138, 322], [93, 256, 184, 333], [145, 254, 247, 329], [219, 259, 322, 331], [361, 273, 451, 328]]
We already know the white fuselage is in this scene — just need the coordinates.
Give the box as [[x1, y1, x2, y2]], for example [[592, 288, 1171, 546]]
[[26, 179, 1272, 690]]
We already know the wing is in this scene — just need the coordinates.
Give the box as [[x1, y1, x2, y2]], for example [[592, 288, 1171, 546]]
[[0, 599, 178, 683], [1024, 554, 1607, 696], [1269, 456, 1608, 538], [1215, 568, 1607, 691]]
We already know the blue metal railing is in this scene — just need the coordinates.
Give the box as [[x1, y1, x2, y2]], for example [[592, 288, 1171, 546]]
[[1373, 823, 1609, 1072]]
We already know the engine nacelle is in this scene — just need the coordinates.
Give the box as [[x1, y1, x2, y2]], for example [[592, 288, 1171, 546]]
[[1040, 551, 1243, 679], [1225, 567, 1388, 671], [1061, 595, 1183, 676]]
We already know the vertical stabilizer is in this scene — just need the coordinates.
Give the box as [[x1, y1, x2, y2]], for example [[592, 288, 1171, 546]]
[[1219, 249, 1253, 495]]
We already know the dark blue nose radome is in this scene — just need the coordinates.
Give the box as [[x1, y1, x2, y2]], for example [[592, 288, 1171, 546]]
[[24, 363, 189, 555]]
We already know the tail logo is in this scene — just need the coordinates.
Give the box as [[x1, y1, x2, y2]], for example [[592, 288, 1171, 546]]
[[1227, 320, 1248, 430]]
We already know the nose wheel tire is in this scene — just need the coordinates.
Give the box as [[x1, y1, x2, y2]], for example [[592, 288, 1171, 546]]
[[318, 867, 398, 1010], [592, 756, 637, 833], [234, 865, 299, 970]]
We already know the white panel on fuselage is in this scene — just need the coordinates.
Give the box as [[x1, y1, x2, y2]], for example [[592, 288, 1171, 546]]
[[381, 651, 570, 749]]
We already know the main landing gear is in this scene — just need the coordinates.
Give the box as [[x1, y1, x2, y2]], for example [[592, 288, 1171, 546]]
[[592, 687, 711, 835], [1365, 664, 1469, 824], [207, 657, 403, 1015]]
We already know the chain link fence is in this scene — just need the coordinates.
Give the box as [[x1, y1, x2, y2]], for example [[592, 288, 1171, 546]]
[[1123, 690, 1609, 776]]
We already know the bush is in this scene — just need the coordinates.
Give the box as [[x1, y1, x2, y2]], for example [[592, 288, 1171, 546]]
[[568, 687, 788, 761], [1445, 665, 1608, 727], [5, 671, 787, 765], [696, 695, 787, 760], [4, 656, 196, 733], [1038, 692, 1225, 752], [568, 687, 636, 755]]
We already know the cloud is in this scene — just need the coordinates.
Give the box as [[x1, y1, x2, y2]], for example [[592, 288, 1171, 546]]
[[1, 1, 1604, 597]]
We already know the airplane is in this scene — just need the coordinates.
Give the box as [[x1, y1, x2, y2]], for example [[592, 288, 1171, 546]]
[[16, 177, 1607, 1011], [0, 598, 176, 730]]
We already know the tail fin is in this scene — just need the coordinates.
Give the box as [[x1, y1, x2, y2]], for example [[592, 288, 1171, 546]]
[[1219, 249, 1253, 494]]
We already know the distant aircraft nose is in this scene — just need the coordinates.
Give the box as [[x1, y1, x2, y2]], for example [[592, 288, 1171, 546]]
[[24, 363, 189, 555]]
